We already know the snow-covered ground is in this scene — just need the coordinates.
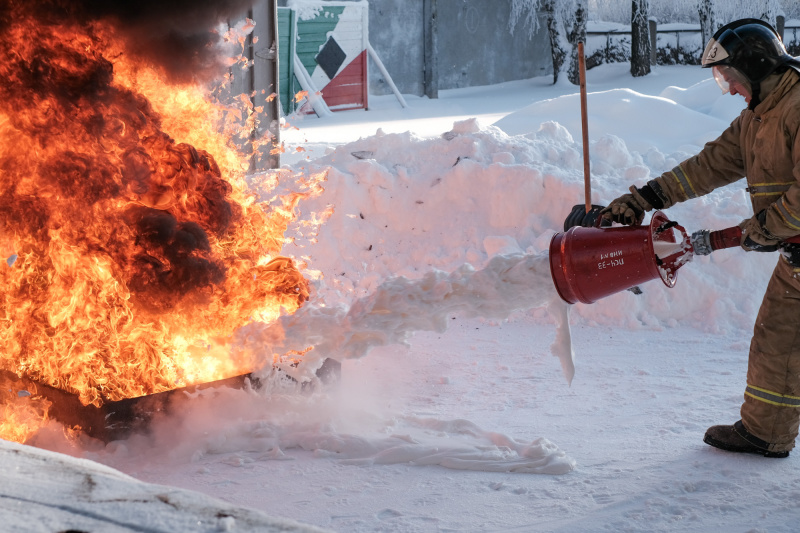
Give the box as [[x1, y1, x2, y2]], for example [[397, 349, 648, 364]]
[[14, 62, 800, 532], [0, 439, 325, 532]]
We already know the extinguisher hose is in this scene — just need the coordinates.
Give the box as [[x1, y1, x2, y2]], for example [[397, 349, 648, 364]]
[[691, 226, 800, 256]]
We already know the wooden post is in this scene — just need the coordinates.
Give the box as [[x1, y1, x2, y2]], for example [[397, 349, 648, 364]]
[[226, 9, 258, 171], [252, 0, 281, 170], [649, 19, 657, 65], [423, 0, 438, 99], [777, 15, 785, 41], [577, 42, 591, 213]]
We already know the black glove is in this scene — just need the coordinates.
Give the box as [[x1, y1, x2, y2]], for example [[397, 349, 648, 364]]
[[740, 210, 781, 252], [601, 182, 667, 226], [564, 204, 608, 231], [780, 242, 800, 267]]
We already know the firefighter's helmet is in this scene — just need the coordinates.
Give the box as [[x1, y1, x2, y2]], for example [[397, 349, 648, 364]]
[[702, 18, 800, 104], [702, 18, 800, 81]]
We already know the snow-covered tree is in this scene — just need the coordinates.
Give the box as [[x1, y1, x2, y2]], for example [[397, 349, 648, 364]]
[[698, 0, 788, 45], [540, 0, 568, 84], [698, 0, 716, 47], [755, 0, 785, 25], [509, 0, 586, 85], [630, 0, 650, 77], [511, 0, 797, 80], [510, 0, 544, 32], [566, 0, 588, 84], [591, 0, 798, 25]]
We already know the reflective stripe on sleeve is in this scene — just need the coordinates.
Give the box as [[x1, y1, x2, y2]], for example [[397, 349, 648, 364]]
[[746, 183, 793, 197], [775, 198, 800, 231], [669, 165, 697, 199], [745, 384, 800, 408]]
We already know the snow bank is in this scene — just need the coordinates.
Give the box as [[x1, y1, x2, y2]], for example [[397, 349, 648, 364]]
[[0, 438, 325, 532], [494, 86, 726, 155]]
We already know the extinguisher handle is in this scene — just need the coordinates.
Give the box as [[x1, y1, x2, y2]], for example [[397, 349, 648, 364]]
[[690, 227, 741, 255], [692, 226, 800, 256], [708, 226, 744, 251]]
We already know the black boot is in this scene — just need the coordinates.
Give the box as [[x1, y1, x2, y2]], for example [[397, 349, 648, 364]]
[[703, 420, 790, 458]]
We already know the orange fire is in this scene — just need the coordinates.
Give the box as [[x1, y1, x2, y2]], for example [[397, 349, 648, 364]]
[[0, 8, 314, 440], [0, 373, 52, 444]]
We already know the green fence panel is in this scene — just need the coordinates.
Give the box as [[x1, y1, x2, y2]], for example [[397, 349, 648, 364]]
[[277, 7, 296, 115], [295, 6, 347, 78]]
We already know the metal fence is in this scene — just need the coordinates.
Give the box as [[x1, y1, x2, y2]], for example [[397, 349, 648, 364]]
[[585, 21, 800, 68]]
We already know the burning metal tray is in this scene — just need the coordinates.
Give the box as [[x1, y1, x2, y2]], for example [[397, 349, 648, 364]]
[[2, 359, 340, 443]]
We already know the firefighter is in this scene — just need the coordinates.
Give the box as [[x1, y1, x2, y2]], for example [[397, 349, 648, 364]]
[[602, 19, 800, 458]]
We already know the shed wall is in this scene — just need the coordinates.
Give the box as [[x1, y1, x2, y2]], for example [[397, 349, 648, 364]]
[[277, 0, 552, 97]]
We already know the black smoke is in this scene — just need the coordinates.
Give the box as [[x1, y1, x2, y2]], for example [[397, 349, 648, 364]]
[[0, 0, 249, 311], [126, 207, 227, 311], [0, 0, 254, 83]]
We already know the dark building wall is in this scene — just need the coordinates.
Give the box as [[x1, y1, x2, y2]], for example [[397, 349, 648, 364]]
[[277, 0, 552, 96], [436, 0, 550, 91], [367, 0, 427, 96]]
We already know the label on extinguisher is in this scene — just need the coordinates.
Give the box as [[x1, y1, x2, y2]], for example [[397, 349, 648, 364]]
[[598, 250, 624, 269]]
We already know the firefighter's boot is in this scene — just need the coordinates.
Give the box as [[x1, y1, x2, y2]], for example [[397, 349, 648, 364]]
[[703, 420, 790, 458]]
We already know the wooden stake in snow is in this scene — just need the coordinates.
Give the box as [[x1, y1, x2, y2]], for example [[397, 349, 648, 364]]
[[577, 41, 591, 214], [367, 42, 408, 109], [292, 53, 333, 118]]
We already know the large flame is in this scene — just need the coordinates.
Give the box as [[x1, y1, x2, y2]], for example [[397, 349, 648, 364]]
[[0, 7, 311, 433]]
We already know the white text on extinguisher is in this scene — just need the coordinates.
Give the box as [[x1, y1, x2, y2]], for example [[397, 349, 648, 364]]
[[597, 250, 624, 269], [598, 258, 624, 269]]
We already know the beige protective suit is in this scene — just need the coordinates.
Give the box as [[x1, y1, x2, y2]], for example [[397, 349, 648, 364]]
[[652, 69, 800, 453]]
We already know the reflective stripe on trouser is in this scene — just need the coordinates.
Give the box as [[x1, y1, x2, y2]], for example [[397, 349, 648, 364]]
[[742, 258, 800, 452], [745, 385, 800, 407]]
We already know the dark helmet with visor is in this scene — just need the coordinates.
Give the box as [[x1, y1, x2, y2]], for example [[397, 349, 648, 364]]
[[702, 18, 800, 106]]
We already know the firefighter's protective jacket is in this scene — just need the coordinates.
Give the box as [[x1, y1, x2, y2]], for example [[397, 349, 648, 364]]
[[654, 69, 800, 241]]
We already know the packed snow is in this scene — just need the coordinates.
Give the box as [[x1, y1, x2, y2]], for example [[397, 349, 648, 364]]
[[10, 62, 800, 531], [0, 439, 324, 532]]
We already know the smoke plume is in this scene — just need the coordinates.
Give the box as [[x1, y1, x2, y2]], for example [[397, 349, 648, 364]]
[[0, 0, 254, 82]]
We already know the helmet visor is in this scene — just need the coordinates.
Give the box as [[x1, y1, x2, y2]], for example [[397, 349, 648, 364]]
[[712, 65, 751, 96]]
